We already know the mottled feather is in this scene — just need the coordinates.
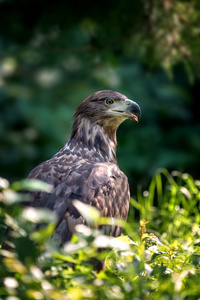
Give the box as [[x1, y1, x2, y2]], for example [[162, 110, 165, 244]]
[[27, 90, 141, 246]]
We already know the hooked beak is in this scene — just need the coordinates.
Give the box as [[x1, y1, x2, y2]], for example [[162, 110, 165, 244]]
[[124, 99, 141, 123]]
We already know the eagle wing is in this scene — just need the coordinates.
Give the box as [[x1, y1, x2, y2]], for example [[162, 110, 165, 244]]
[[28, 160, 130, 245]]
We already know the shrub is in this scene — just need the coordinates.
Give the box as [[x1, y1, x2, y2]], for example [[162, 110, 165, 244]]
[[0, 170, 200, 299]]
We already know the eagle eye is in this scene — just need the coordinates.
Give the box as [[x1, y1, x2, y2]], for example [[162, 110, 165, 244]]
[[105, 98, 114, 105]]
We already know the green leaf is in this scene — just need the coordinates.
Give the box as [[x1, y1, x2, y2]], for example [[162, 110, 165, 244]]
[[11, 179, 54, 193], [73, 200, 100, 225], [22, 207, 56, 223]]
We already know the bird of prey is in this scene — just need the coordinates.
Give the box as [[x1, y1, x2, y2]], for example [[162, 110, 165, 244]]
[[27, 90, 141, 246]]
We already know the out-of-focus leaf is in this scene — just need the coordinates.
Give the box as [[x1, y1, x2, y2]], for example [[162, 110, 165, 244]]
[[11, 179, 54, 193], [52, 253, 76, 264], [116, 235, 138, 246], [31, 223, 56, 244], [73, 200, 100, 225], [13, 236, 40, 263], [22, 207, 56, 223], [0, 177, 9, 189], [93, 235, 131, 251], [2, 189, 28, 204]]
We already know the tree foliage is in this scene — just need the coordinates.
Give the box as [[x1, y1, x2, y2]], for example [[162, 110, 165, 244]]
[[1, 2, 200, 298]]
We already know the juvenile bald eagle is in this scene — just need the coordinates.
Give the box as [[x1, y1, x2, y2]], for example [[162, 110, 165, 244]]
[[27, 90, 141, 246]]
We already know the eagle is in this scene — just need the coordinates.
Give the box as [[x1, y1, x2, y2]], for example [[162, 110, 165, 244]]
[[27, 90, 141, 247]]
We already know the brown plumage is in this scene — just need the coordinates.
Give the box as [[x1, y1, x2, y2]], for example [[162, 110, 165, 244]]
[[27, 90, 141, 246]]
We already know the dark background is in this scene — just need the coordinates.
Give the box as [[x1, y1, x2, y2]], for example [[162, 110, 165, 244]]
[[0, 0, 200, 196]]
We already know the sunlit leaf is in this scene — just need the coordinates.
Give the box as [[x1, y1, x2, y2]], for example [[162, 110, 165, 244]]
[[22, 207, 56, 223], [0, 177, 9, 189], [2, 189, 27, 204], [116, 235, 138, 246], [73, 200, 100, 225], [11, 179, 54, 193], [93, 235, 131, 251]]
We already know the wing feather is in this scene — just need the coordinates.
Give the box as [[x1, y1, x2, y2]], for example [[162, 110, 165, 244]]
[[28, 160, 130, 245]]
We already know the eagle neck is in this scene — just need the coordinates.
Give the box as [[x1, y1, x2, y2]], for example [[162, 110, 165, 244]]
[[68, 118, 118, 163]]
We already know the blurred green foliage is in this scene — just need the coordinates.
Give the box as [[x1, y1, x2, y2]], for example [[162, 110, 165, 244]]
[[1, 3, 200, 297], [0, 0, 200, 193], [1, 170, 200, 299]]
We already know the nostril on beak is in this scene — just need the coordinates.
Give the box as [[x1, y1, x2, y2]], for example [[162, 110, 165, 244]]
[[125, 99, 131, 106]]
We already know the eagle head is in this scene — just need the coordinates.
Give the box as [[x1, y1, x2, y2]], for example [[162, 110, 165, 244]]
[[73, 90, 141, 130], [70, 90, 141, 162]]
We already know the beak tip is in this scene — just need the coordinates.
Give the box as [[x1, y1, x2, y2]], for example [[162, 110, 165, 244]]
[[134, 115, 139, 123], [125, 99, 141, 121]]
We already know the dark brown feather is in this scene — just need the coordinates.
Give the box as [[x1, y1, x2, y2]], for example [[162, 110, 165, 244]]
[[27, 90, 140, 246]]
